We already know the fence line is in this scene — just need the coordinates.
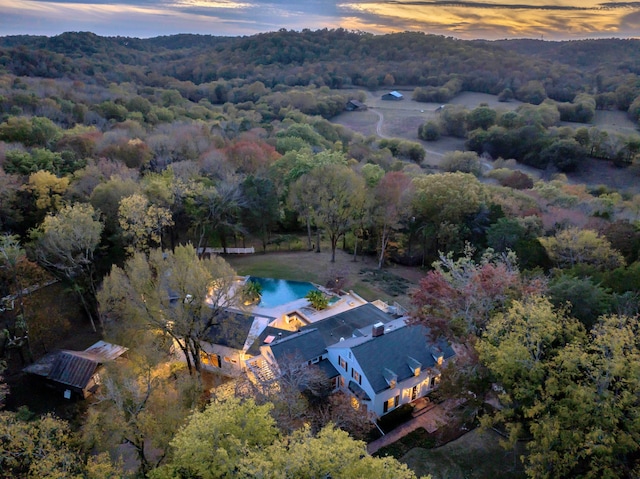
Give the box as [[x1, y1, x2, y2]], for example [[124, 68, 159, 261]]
[[197, 247, 255, 256]]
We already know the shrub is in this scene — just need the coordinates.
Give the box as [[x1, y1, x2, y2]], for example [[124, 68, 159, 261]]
[[306, 289, 329, 310], [441, 151, 481, 176], [242, 280, 263, 305], [377, 403, 414, 433], [418, 121, 440, 141], [500, 170, 534, 189]]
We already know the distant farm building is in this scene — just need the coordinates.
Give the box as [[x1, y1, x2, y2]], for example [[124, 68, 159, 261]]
[[382, 91, 404, 101], [345, 99, 367, 111]]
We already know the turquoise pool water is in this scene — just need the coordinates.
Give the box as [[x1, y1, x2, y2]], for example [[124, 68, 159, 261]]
[[248, 277, 318, 308]]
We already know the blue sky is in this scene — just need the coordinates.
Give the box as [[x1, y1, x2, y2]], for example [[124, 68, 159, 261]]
[[1, 1, 639, 40]]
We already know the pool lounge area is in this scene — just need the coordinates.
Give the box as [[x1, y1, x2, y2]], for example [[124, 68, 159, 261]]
[[241, 276, 367, 327]]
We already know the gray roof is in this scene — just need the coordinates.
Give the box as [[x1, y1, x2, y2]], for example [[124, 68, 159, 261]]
[[246, 325, 295, 357], [347, 99, 366, 108], [317, 358, 339, 379], [299, 303, 395, 347], [268, 328, 326, 363], [347, 324, 455, 393], [23, 341, 128, 389], [204, 312, 256, 350]]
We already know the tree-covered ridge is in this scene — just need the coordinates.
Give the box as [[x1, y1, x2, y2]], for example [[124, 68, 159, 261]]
[[489, 38, 640, 72], [1, 30, 639, 106]]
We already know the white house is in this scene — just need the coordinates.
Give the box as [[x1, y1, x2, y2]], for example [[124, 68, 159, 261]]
[[325, 319, 454, 416], [246, 303, 455, 417]]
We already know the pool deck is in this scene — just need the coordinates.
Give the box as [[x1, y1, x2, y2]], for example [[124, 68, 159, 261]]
[[250, 290, 368, 324]]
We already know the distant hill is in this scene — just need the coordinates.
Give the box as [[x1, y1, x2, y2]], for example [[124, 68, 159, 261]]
[[0, 30, 639, 105]]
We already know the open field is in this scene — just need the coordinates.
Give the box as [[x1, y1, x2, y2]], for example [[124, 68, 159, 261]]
[[334, 88, 640, 192], [401, 428, 527, 479]]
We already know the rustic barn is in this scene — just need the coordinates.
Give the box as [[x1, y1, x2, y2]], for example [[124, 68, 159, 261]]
[[23, 341, 128, 399], [382, 91, 404, 101], [345, 99, 367, 111]]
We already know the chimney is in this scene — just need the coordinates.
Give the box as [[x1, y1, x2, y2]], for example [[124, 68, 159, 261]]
[[372, 322, 384, 337]]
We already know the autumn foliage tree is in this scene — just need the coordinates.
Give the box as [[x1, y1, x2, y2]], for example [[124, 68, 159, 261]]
[[98, 244, 239, 375], [411, 247, 544, 340], [150, 396, 426, 479], [29, 202, 104, 331], [478, 300, 640, 478], [373, 171, 413, 269], [539, 227, 625, 271]]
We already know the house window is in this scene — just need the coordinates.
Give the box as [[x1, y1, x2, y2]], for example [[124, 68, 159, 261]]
[[339, 376, 345, 388], [211, 354, 221, 368], [351, 368, 361, 385], [331, 376, 339, 390], [383, 395, 399, 413], [339, 355, 348, 371]]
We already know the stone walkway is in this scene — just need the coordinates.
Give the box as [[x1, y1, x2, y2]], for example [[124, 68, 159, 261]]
[[367, 397, 465, 455]]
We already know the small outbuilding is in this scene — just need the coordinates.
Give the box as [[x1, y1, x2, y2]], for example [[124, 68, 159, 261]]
[[382, 91, 404, 101], [23, 340, 128, 399], [345, 99, 367, 111]]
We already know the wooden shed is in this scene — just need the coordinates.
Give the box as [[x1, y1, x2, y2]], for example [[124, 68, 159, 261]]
[[345, 99, 367, 111], [24, 341, 128, 399]]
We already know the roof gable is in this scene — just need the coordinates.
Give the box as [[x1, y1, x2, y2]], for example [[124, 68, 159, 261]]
[[23, 341, 128, 388], [268, 328, 326, 363], [350, 324, 455, 393]]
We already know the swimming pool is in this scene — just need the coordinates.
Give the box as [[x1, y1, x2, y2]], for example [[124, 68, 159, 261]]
[[248, 277, 318, 308]]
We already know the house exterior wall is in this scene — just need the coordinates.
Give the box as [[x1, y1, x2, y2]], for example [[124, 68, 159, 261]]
[[326, 344, 445, 417], [370, 369, 439, 416], [325, 346, 374, 398], [199, 342, 245, 377]]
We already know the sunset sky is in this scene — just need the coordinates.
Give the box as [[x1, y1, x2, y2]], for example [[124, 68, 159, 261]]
[[1, 1, 639, 40]]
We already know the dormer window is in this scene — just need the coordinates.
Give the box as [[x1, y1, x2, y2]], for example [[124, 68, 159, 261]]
[[407, 356, 422, 377], [383, 368, 398, 389], [432, 347, 444, 366]]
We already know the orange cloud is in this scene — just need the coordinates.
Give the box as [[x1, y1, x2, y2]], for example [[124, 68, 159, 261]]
[[337, 1, 639, 39]]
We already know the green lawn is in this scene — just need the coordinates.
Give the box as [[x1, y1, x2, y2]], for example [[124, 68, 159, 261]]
[[400, 428, 527, 479], [225, 249, 418, 305]]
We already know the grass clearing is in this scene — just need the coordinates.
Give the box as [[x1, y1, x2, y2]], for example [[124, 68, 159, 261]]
[[400, 428, 527, 479], [225, 248, 423, 306], [334, 89, 640, 192]]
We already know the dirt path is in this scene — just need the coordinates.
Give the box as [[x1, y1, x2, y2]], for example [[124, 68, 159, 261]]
[[370, 106, 445, 159], [371, 108, 388, 139]]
